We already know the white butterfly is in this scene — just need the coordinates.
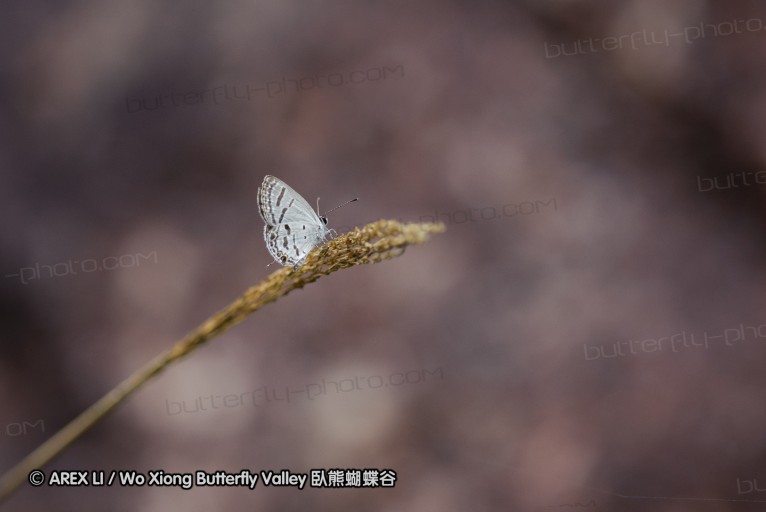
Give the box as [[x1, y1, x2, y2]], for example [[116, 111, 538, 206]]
[[257, 175, 356, 266]]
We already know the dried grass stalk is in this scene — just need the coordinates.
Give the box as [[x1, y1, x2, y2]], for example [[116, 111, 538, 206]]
[[0, 220, 445, 502]]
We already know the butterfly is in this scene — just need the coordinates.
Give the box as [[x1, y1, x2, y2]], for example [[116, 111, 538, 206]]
[[257, 175, 357, 266]]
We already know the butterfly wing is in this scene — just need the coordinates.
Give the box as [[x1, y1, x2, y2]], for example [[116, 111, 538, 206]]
[[257, 175, 329, 265]]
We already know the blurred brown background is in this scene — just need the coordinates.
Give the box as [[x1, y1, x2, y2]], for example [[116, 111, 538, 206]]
[[2, 1, 766, 511]]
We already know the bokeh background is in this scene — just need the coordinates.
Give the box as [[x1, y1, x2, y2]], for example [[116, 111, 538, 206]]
[[2, 1, 766, 510]]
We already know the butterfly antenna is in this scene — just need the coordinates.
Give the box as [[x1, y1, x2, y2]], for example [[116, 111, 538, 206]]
[[323, 197, 359, 216]]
